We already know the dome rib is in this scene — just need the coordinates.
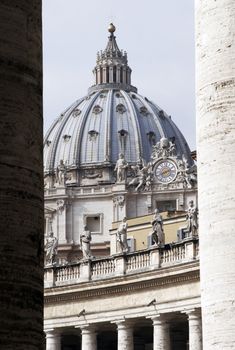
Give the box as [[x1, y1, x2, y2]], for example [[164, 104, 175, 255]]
[[45, 100, 81, 172], [121, 91, 143, 162]]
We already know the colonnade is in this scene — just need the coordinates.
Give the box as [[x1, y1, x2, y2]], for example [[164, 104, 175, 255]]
[[45, 310, 202, 350]]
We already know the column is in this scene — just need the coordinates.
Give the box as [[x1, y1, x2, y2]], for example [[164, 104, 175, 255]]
[[117, 66, 121, 83], [186, 310, 202, 350], [0, 1, 43, 348], [81, 325, 97, 350], [45, 330, 61, 350], [116, 321, 134, 350], [109, 66, 114, 83], [152, 316, 170, 350], [196, 0, 235, 348]]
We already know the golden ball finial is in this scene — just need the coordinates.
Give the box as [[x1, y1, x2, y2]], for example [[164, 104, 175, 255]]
[[108, 23, 116, 34]]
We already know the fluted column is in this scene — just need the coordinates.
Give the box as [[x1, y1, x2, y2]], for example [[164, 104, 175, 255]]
[[196, 0, 235, 348], [45, 330, 61, 350], [152, 316, 170, 350], [81, 325, 97, 350], [186, 310, 202, 350], [116, 321, 134, 350], [0, 1, 43, 349]]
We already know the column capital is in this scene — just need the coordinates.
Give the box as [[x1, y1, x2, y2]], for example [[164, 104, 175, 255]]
[[45, 328, 61, 337], [76, 324, 97, 334], [112, 319, 134, 330], [149, 314, 169, 326], [182, 308, 201, 320]]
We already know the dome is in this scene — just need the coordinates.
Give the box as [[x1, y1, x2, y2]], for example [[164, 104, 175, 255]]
[[44, 25, 192, 174]]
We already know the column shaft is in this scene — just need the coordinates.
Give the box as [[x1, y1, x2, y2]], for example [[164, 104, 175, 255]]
[[81, 328, 97, 350], [188, 312, 202, 350], [46, 331, 61, 350], [117, 322, 134, 350], [0, 1, 43, 349], [196, 0, 235, 348], [152, 318, 170, 350]]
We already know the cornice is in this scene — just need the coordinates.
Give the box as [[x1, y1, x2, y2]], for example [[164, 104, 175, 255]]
[[45, 264, 200, 305]]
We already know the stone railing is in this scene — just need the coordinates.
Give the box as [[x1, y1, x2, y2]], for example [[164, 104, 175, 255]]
[[44, 238, 199, 288]]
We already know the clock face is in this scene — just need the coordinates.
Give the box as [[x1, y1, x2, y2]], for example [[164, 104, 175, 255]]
[[155, 160, 177, 184]]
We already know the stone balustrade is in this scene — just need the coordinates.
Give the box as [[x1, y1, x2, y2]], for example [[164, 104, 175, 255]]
[[44, 238, 199, 288]]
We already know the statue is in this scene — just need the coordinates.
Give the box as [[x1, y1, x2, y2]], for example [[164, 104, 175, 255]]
[[114, 153, 128, 182], [45, 229, 58, 265], [80, 226, 92, 259], [186, 200, 198, 236], [151, 209, 165, 246], [128, 163, 153, 192], [56, 159, 66, 185], [116, 217, 129, 253]]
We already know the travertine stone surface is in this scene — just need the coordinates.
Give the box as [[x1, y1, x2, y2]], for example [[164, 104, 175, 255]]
[[196, 0, 235, 348], [152, 316, 170, 350], [46, 331, 61, 350], [116, 321, 134, 350], [187, 310, 202, 350], [81, 326, 97, 350], [0, 1, 43, 349]]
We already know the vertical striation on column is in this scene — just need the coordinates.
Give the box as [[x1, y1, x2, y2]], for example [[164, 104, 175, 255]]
[[0, 1, 43, 349], [186, 309, 202, 350], [116, 321, 134, 350], [152, 316, 170, 350], [81, 326, 97, 350], [195, 0, 235, 348]]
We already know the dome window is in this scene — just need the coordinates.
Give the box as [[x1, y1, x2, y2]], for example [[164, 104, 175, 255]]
[[159, 110, 165, 118], [147, 131, 156, 145], [116, 103, 126, 114], [72, 108, 81, 117], [58, 113, 64, 121], [100, 94, 106, 98], [118, 129, 128, 137], [140, 106, 149, 116], [92, 105, 103, 114], [63, 135, 71, 142], [88, 130, 99, 141]]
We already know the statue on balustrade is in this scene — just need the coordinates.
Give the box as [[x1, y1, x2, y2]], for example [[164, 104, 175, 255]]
[[80, 226, 92, 259], [151, 209, 165, 246], [186, 200, 198, 236], [45, 229, 58, 265], [115, 153, 128, 183], [116, 217, 129, 253]]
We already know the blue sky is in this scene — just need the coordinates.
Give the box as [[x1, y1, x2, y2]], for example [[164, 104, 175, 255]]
[[43, 0, 195, 149]]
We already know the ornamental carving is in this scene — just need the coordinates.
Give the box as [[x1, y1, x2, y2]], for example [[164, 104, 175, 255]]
[[140, 106, 149, 116], [63, 134, 71, 142], [113, 195, 125, 208], [88, 130, 99, 141], [82, 169, 103, 179], [46, 140, 51, 146], [92, 105, 103, 114], [72, 108, 81, 117], [56, 199, 65, 214], [128, 162, 153, 192], [176, 155, 197, 189], [116, 103, 126, 114], [151, 137, 176, 160]]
